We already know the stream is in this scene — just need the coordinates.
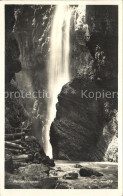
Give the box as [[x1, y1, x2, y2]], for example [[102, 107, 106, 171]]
[[50, 161, 118, 189]]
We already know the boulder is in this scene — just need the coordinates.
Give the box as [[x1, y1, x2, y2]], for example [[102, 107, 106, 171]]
[[63, 172, 78, 180], [79, 166, 103, 177]]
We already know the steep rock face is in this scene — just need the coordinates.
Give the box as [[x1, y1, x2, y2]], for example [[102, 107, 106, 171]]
[[70, 5, 118, 82], [5, 7, 55, 187], [50, 78, 103, 161], [9, 6, 55, 147], [13, 6, 54, 117], [5, 5, 22, 84], [50, 75, 118, 161], [5, 5, 28, 130]]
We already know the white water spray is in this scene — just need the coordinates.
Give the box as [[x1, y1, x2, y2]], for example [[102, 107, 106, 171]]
[[44, 5, 71, 158]]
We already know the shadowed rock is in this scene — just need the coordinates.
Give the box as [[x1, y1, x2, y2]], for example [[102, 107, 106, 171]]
[[63, 172, 78, 180], [79, 166, 103, 177]]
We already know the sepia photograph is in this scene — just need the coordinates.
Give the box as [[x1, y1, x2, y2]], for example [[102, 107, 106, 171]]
[[0, 0, 122, 195]]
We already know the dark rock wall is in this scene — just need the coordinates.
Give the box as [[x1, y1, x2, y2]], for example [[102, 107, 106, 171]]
[[13, 5, 54, 116], [5, 5, 29, 130], [5, 7, 55, 183], [50, 79, 104, 161], [5, 6, 55, 145], [50, 64, 118, 161], [86, 5, 118, 83], [5, 5, 22, 84]]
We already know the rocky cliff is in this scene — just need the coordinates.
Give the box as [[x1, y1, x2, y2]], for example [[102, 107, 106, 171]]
[[5, 6, 55, 189], [5, 5, 55, 149], [13, 5, 54, 117], [50, 75, 118, 161]]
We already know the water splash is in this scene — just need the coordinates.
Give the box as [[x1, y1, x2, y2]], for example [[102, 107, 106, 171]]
[[44, 5, 71, 158]]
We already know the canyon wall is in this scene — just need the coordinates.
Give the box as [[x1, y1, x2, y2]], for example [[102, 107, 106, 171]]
[[13, 5, 54, 117], [5, 5, 118, 162], [5, 5, 55, 147], [5, 6, 55, 174], [5, 5, 29, 130]]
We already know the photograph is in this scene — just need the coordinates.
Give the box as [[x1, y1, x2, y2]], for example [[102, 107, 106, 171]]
[[0, 0, 122, 193]]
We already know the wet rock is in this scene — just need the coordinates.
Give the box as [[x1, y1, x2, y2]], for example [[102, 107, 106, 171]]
[[79, 166, 103, 177], [5, 154, 14, 173], [63, 172, 78, 180]]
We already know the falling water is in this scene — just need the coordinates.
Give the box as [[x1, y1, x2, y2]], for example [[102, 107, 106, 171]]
[[44, 5, 71, 158]]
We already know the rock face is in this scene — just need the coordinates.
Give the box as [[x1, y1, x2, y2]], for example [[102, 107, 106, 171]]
[[50, 72, 118, 161], [5, 6, 55, 187], [13, 5, 54, 119], [50, 77, 100, 160], [5, 5, 54, 155]]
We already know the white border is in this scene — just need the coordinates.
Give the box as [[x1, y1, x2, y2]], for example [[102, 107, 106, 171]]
[[0, 1, 122, 196]]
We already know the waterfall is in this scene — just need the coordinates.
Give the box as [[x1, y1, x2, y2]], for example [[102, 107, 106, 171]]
[[44, 5, 71, 158]]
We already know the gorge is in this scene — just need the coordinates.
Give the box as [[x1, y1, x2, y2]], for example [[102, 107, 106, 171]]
[[5, 4, 118, 189]]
